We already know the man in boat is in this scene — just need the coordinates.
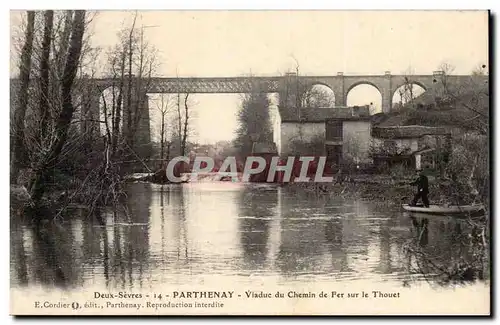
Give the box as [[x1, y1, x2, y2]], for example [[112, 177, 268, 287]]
[[410, 169, 430, 207]]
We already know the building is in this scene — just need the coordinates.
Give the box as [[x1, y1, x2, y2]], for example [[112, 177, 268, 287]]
[[371, 125, 451, 170], [324, 108, 372, 166], [274, 105, 372, 166], [272, 104, 451, 171]]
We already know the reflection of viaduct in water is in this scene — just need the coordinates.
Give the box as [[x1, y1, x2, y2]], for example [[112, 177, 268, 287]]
[[236, 188, 403, 277], [143, 184, 190, 285], [276, 194, 334, 274], [237, 186, 274, 269], [9, 185, 487, 289]]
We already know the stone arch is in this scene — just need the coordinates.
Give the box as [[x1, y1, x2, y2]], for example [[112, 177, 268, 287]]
[[345, 81, 383, 114], [392, 80, 428, 93], [346, 80, 383, 96], [301, 83, 336, 108], [391, 82, 427, 110]]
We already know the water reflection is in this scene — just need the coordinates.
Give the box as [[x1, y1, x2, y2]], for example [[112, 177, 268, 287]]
[[410, 216, 429, 246], [405, 214, 488, 284], [323, 218, 350, 273], [10, 221, 28, 286], [237, 186, 273, 270], [276, 191, 335, 276], [10, 182, 488, 290]]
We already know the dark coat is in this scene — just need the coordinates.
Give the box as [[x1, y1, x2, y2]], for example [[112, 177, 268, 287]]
[[411, 174, 429, 193]]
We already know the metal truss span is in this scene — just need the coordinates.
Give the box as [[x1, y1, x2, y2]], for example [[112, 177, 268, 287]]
[[143, 77, 282, 94]]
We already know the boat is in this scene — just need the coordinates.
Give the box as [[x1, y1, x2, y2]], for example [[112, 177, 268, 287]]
[[402, 204, 485, 215]]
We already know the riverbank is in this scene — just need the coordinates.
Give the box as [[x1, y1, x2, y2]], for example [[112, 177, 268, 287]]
[[281, 174, 466, 208], [122, 171, 471, 207], [11, 170, 482, 220], [281, 176, 412, 206]]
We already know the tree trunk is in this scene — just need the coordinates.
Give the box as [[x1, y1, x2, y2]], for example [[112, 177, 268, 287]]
[[38, 10, 54, 141], [177, 92, 182, 154], [51, 11, 73, 106], [112, 49, 126, 157], [160, 113, 165, 166], [29, 10, 86, 204], [126, 14, 137, 145], [55, 11, 73, 79], [130, 26, 145, 146], [181, 94, 189, 156], [11, 11, 35, 184], [159, 94, 165, 166]]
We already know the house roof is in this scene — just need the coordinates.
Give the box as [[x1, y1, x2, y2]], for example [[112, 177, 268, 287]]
[[413, 147, 436, 155], [372, 125, 450, 139], [280, 105, 371, 122]]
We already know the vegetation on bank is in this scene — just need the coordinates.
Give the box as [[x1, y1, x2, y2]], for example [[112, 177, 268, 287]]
[[10, 12, 489, 223], [10, 11, 165, 218], [280, 173, 460, 207]]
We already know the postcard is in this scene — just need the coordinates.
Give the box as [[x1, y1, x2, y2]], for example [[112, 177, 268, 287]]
[[9, 10, 490, 316]]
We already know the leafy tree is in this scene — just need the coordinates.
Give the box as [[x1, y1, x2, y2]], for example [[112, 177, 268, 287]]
[[234, 80, 273, 156]]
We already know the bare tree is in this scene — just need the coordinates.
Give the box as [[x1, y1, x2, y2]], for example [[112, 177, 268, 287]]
[[279, 57, 334, 113], [125, 12, 137, 145], [107, 40, 127, 157], [10, 11, 35, 184], [424, 62, 490, 210], [434, 62, 457, 102], [173, 92, 192, 157], [279, 57, 307, 115], [52, 11, 73, 78], [395, 66, 418, 109], [13, 11, 99, 168], [100, 15, 159, 163], [433, 62, 488, 134], [37, 11, 54, 142], [176, 91, 182, 153], [28, 10, 87, 204], [154, 94, 174, 165], [169, 69, 194, 157], [128, 25, 158, 148], [181, 94, 190, 156], [302, 85, 335, 108]]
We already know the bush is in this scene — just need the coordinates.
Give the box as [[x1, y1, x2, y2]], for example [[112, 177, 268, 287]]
[[445, 133, 488, 205]]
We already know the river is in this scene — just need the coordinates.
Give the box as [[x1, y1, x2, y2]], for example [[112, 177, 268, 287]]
[[9, 181, 490, 315]]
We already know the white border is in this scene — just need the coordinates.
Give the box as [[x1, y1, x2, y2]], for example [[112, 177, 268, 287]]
[[5, 1, 499, 10], [2, 1, 498, 324]]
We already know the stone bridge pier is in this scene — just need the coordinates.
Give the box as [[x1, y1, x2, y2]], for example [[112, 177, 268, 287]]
[[76, 78, 153, 165]]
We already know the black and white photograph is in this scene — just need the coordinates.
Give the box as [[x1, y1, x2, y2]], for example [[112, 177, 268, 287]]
[[8, 9, 490, 316]]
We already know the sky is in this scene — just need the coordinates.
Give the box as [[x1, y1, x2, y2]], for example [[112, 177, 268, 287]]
[[10, 10, 489, 144]]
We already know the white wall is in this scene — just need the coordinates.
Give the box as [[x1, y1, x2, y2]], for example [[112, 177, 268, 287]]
[[270, 104, 281, 155], [280, 122, 325, 155], [342, 120, 372, 163], [371, 137, 419, 152]]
